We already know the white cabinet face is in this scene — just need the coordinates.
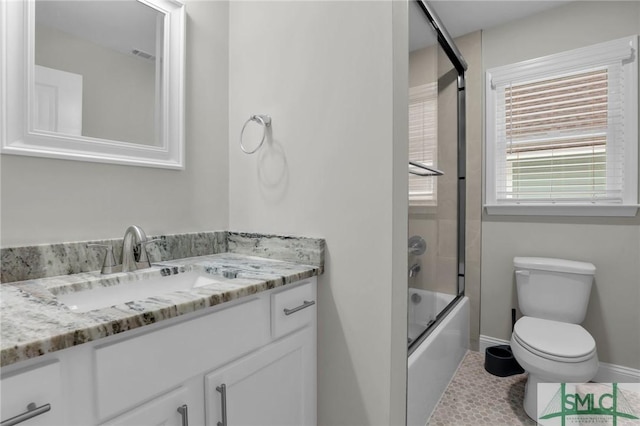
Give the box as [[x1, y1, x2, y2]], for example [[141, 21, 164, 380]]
[[271, 280, 315, 339], [205, 329, 316, 426], [0, 361, 64, 426], [94, 297, 268, 420], [100, 387, 189, 426]]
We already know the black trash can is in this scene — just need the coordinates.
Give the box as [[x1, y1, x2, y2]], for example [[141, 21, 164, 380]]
[[484, 345, 524, 377]]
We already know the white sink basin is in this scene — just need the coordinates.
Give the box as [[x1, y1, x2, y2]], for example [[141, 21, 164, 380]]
[[57, 271, 224, 313]]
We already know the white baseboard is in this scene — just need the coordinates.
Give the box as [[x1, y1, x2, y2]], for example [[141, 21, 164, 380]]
[[479, 335, 510, 353], [593, 362, 640, 383], [479, 334, 640, 383]]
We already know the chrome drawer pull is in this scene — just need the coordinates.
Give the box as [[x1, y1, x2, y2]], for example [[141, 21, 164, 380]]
[[1, 402, 51, 426], [284, 300, 315, 316], [216, 384, 227, 426], [177, 404, 188, 426]]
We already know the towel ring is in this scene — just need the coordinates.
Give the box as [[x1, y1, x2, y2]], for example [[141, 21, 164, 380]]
[[240, 115, 271, 154]]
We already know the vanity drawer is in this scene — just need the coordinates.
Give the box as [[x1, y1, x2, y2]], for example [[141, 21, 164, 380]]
[[271, 279, 316, 339], [94, 297, 269, 420], [0, 361, 64, 425]]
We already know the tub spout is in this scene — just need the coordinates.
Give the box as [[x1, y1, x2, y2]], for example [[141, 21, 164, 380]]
[[409, 263, 421, 278]]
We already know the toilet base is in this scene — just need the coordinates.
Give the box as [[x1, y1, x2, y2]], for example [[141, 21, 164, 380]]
[[523, 374, 540, 420], [520, 369, 600, 421]]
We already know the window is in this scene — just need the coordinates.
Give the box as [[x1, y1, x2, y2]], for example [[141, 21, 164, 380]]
[[409, 82, 438, 206], [485, 36, 638, 216]]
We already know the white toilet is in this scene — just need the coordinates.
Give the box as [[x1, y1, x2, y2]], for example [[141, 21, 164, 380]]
[[510, 257, 599, 420]]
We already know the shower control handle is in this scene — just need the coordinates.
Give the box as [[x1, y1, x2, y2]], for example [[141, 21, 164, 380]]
[[408, 235, 426, 256]]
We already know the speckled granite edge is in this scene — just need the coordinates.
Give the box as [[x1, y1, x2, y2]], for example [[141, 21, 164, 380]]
[[1, 253, 320, 367], [1, 232, 227, 284], [1, 231, 325, 284], [228, 231, 325, 273]]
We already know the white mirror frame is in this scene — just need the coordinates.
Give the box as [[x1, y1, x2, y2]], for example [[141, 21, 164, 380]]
[[0, 0, 185, 169]]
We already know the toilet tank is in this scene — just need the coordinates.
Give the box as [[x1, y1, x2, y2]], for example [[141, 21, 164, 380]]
[[514, 257, 596, 324]]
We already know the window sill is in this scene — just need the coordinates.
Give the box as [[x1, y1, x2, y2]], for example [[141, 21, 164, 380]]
[[484, 204, 639, 217]]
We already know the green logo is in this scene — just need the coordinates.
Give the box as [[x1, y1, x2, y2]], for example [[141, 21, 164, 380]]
[[538, 383, 640, 426]]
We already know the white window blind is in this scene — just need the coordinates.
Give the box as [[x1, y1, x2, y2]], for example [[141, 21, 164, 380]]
[[409, 82, 438, 205], [485, 36, 638, 216]]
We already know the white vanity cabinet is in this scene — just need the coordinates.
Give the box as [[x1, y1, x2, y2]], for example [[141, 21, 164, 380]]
[[0, 361, 64, 425], [1, 277, 317, 426], [205, 281, 317, 426], [205, 328, 316, 426], [93, 296, 271, 421], [99, 277, 317, 426], [100, 387, 192, 426]]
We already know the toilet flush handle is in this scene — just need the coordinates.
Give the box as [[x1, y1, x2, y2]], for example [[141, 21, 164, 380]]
[[515, 270, 530, 277]]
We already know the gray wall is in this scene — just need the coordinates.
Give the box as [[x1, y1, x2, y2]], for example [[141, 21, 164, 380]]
[[227, 2, 408, 424], [481, 1, 640, 369], [0, 1, 230, 247]]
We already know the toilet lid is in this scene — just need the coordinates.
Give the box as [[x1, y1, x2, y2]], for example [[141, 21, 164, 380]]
[[513, 317, 596, 362]]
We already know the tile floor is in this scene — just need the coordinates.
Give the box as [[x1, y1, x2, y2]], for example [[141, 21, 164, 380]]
[[428, 350, 536, 426]]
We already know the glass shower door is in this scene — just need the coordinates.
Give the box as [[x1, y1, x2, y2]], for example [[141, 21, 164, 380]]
[[407, 0, 466, 352]]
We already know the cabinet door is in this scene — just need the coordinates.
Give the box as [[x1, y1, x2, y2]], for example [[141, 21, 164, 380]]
[[205, 328, 316, 426], [94, 297, 269, 420], [101, 387, 190, 426], [0, 361, 64, 426]]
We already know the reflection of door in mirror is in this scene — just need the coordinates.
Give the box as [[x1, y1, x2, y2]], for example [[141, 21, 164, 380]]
[[34, 65, 83, 135], [34, 0, 162, 146]]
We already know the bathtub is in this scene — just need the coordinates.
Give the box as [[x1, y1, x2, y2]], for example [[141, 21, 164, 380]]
[[407, 289, 469, 426]]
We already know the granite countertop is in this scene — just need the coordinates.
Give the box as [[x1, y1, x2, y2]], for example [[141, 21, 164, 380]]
[[1, 253, 321, 367]]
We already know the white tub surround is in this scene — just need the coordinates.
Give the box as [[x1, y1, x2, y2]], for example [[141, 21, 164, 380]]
[[0, 234, 324, 367], [407, 297, 470, 426]]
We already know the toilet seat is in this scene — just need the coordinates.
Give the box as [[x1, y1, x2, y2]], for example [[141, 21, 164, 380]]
[[513, 317, 596, 363]]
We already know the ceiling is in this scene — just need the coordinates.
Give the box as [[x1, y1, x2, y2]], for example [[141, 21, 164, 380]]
[[410, 1, 572, 52]]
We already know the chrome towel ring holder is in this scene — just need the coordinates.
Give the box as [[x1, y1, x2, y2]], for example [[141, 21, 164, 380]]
[[240, 114, 271, 154]]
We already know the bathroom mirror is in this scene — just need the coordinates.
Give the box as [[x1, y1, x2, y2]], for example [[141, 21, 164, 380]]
[[0, 0, 185, 169]]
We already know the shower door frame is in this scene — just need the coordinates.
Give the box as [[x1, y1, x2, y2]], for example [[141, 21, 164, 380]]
[[408, 0, 468, 355]]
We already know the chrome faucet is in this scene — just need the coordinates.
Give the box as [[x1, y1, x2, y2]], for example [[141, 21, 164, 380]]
[[121, 225, 154, 272], [88, 225, 158, 274]]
